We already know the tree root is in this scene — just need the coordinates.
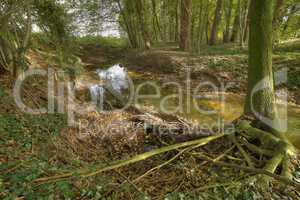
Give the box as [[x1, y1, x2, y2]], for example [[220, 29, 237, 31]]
[[229, 134, 254, 167], [236, 120, 297, 188], [237, 120, 280, 147], [239, 137, 274, 157], [281, 154, 294, 181], [195, 154, 300, 190]]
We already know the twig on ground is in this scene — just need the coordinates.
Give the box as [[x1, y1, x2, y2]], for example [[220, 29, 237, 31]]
[[133, 143, 205, 183], [32, 134, 225, 185]]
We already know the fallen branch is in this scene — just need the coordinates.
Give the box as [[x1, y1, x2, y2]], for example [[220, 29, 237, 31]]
[[133, 142, 206, 183], [33, 134, 225, 185]]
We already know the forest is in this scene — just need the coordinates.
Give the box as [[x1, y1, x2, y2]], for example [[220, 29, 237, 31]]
[[0, 0, 300, 199]]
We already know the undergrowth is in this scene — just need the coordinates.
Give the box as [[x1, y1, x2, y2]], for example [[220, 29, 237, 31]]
[[76, 36, 128, 49]]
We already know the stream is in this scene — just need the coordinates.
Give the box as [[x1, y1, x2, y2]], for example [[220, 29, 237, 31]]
[[135, 82, 300, 149], [81, 65, 300, 149]]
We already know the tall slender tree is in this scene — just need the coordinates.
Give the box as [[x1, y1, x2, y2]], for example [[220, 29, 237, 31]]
[[231, 0, 241, 42], [223, 0, 234, 43], [151, 0, 162, 42], [136, 0, 151, 49], [240, 0, 250, 47], [179, 0, 192, 50], [209, 0, 223, 45]]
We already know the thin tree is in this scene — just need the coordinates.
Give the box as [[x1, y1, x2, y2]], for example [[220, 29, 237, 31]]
[[240, 0, 250, 47], [151, 0, 162, 42], [223, 0, 234, 43], [209, 0, 223, 45], [230, 0, 241, 42], [136, 0, 151, 49], [179, 0, 192, 50]]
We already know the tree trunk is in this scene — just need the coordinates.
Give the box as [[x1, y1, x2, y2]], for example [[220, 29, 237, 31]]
[[240, 0, 250, 47], [179, 0, 192, 51], [175, 0, 180, 42], [223, 0, 234, 43], [190, 7, 196, 50], [231, 0, 241, 42], [196, 0, 204, 48], [244, 0, 278, 131], [136, 0, 151, 49], [273, 0, 285, 44], [243, 0, 251, 43], [151, 0, 162, 42], [204, 1, 210, 45], [117, 0, 136, 48], [209, 0, 223, 45]]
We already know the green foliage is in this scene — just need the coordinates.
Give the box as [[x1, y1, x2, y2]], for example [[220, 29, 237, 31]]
[[34, 0, 72, 45], [279, 0, 300, 40], [0, 113, 66, 148], [165, 192, 193, 200], [0, 112, 69, 199], [0, 0, 73, 75], [164, 188, 261, 200], [288, 70, 300, 88], [76, 36, 128, 49]]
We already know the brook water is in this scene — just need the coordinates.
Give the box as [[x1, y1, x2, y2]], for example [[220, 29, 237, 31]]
[[87, 65, 300, 149]]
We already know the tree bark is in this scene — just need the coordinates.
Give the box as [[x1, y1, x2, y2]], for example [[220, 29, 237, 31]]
[[175, 0, 180, 42], [231, 0, 241, 42], [179, 0, 192, 51], [240, 0, 250, 47], [151, 0, 162, 42], [209, 0, 223, 45], [272, 0, 285, 44], [244, 0, 278, 131], [136, 0, 151, 49], [196, 0, 204, 47], [117, 0, 139, 48], [223, 0, 234, 43]]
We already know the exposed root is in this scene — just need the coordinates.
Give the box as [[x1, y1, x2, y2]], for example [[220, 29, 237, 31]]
[[195, 154, 300, 190], [237, 120, 280, 147], [239, 137, 274, 157], [281, 154, 294, 181], [236, 120, 297, 188], [229, 134, 254, 167]]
